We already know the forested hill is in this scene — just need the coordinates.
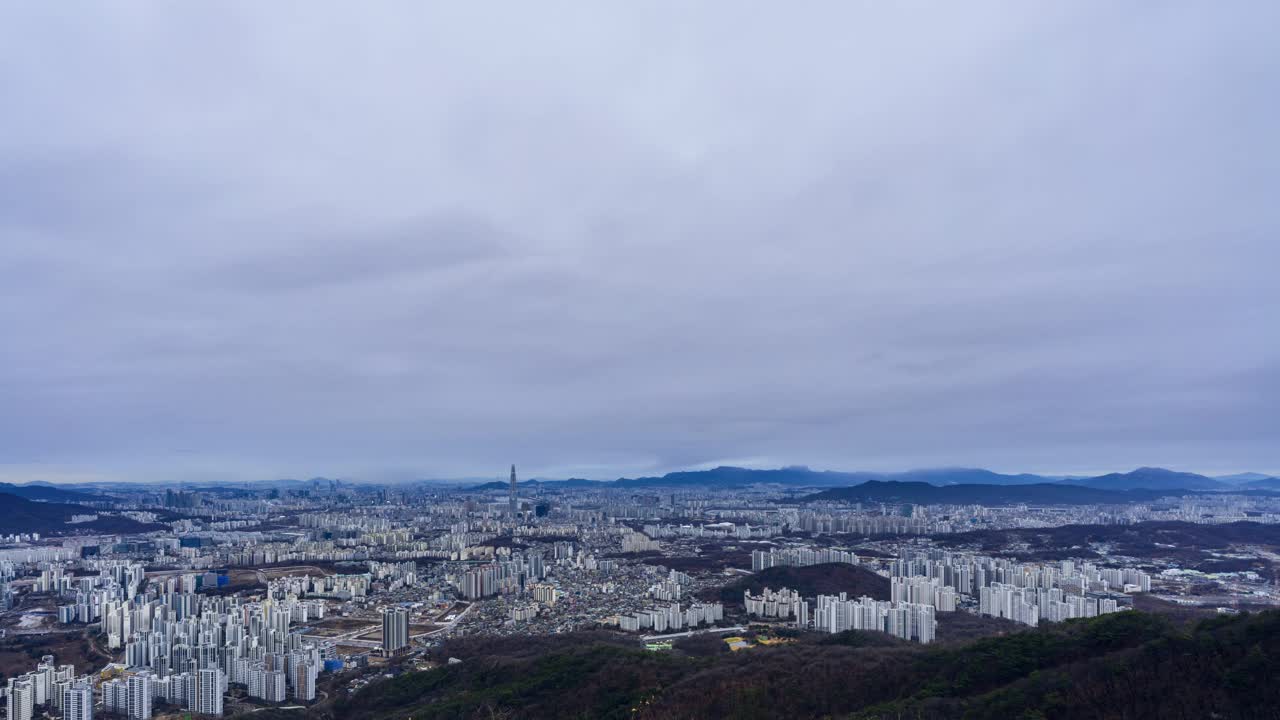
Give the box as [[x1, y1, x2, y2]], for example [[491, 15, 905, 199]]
[[280, 609, 1280, 720], [703, 562, 890, 604], [796, 480, 1173, 505], [0, 493, 162, 535]]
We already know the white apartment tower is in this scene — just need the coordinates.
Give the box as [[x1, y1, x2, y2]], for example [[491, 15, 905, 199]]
[[6, 679, 34, 720], [195, 668, 223, 716], [127, 674, 152, 720], [62, 684, 94, 720]]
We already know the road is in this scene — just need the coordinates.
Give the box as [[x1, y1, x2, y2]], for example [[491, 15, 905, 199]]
[[302, 624, 378, 643], [641, 625, 746, 641], [88, 630, 117, 665], [300, 604, 471, 649], [423, 603, 472, 637], [255, 565, 330, 585]]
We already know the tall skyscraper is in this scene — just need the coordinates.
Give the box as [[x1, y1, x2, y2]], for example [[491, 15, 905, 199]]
[[382, 607, 409, 655], [509, 464, 518, 515]]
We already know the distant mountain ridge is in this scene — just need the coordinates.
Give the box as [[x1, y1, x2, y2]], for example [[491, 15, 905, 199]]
[[1216, 472, 1276, 483], [1057, 467, 1228, 491], [0, 493, 162, 535], [1214, 471, 1280, 491], [793, 481, 1192, 506], [466, 464, 1275, 492], [0, 482, 105, 503], [468, 466, 1058, 491]]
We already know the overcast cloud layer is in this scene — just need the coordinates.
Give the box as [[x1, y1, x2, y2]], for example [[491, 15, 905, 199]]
[[2, 3, 1279, 483]]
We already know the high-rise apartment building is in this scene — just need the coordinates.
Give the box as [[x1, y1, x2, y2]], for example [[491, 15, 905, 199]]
[[195, 668, 223, 716], [382, 607, 409, 655], [126, 674, 152, 720], [290, 659, 316, 702], [6, 678, 34, 720], [62, 683, 93, 720]]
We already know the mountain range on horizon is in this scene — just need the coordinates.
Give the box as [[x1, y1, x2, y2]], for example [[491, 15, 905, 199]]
[[791, 480, 1195, 506], [0, 481, 109, 503], [7, 466, 1280, 494], [4, 466, 1280, 526], [466, 465, 1280, 492], [0, 492, 163, 534]]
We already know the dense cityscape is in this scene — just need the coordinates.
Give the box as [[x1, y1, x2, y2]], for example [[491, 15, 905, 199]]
[[3, 465, 1279, 719]]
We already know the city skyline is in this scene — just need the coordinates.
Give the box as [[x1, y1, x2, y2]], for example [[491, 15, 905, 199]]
[[2, 455, 1274, 719]]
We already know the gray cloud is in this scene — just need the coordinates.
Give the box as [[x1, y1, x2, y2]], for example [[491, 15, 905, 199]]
[[202, 213, 513, 293], [1, 2, 1278, 483]]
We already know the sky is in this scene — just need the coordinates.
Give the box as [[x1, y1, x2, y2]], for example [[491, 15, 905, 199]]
[[2, 3, 1279, 484]]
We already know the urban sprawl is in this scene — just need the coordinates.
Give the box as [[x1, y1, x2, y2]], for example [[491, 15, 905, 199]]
[[3, 469, 1278, 720]]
